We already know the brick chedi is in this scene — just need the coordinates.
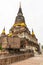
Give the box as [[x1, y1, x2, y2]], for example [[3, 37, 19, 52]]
[[0, 3, 40, 53]]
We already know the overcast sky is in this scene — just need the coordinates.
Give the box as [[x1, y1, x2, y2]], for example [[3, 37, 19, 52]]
[[0, 0, 43, 45]]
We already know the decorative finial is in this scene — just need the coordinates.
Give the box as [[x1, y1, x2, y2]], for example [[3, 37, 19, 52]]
[[2, 27, 5, 34], [19, 2, 21, 8], [32, 29, 34, 35], [17, 2, 23, 16]]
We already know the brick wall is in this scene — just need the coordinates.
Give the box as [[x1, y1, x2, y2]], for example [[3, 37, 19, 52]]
[[0, 53, 34, 65]]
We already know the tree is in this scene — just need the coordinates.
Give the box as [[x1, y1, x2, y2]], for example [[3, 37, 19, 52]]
[[0, 45, 2, 50], [42, 45, 43, 49]]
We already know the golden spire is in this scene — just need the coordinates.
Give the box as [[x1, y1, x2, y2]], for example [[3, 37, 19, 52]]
[[2, 27, 5, 34], [32, 29, 35, 36]]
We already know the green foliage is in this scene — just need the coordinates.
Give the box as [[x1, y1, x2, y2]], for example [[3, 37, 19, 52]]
[[42, 45, 43, 49], [0, 45, 2, 50]]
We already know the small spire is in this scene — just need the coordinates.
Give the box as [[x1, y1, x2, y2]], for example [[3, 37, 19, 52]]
[[32, 29, 34, 36], [19, 2, 21, 8], [2, 27, 5, 34]]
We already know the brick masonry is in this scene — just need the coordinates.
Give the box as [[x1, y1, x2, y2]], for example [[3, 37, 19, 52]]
[[0, 53, 34, 65]]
